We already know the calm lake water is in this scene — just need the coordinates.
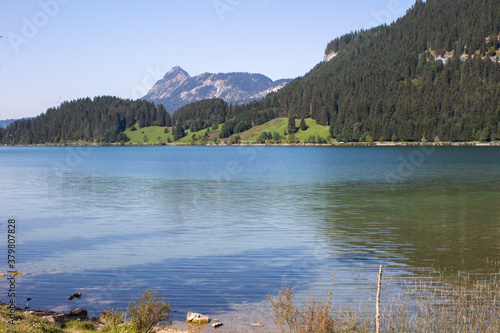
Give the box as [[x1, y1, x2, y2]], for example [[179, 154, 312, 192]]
[[0, 146, 499, 331]]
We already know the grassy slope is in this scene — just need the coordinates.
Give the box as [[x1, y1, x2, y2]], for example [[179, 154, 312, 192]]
[[123, 126, 174, 144], [233, 118, 332, 142], [294, 118, 332, 141], [176, 127, 222, 144], [123, 118, 332, 145], [123, 126, 223, 144], [238, 118, 289, 142]]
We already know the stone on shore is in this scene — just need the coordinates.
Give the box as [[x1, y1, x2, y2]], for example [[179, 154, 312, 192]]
[[70, 308, 88, 317], [186, 312, 210, 323], [42, 314, 66, 324]]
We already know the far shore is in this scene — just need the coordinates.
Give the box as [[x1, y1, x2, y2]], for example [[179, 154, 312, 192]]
[[2, 141, 500, 147]]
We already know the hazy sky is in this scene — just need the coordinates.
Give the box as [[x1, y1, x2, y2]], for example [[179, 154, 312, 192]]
[[0, 0, 416, 119]]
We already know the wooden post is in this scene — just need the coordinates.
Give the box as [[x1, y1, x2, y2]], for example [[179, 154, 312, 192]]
[[376, 265, 383, 333]]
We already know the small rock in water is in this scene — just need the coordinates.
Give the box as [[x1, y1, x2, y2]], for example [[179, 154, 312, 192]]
[[67, 292, 82, 300], [212, 322, 223, 328], [186, 312, 210, 323]]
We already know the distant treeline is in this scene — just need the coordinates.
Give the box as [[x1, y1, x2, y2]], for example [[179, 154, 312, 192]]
[[0, 96, 170, 144]]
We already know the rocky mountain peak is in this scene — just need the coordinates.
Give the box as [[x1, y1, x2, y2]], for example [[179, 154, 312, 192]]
[[164, 65, 191, 80], [143, 66, 292, 114]]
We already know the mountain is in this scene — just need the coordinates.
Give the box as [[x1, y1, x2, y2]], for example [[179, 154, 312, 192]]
[[142, 66, 292, 114], [0, 119, 19, 129], [0, 118, 34, 129]]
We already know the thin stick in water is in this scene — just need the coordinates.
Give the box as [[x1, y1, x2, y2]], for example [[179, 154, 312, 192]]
[[376, 265, 383, 333]]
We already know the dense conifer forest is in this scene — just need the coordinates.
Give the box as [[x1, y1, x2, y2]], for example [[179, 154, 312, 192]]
[[1, 0, 499, 144], [0, 97, 169, 144], [231, 0, 500, 142]]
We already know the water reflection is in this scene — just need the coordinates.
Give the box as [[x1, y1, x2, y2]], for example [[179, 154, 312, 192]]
[[0, 146, 499, 324], [315, 178, 500, 282]]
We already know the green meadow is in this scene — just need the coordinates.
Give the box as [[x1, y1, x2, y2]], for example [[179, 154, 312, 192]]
[[237, 118, 330, 143], [122, 118, 333, 145], [123, 126, 174, 144]]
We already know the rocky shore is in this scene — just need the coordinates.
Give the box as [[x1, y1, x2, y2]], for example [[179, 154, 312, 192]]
[[0, 304, 192, 332]]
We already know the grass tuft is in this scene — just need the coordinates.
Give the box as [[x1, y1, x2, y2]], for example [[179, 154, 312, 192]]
[[268, 279, 368, 333], [382, 272, 500, 332]]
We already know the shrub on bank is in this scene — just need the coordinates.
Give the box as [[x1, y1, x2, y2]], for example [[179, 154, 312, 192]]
[[127, 289, 172, 333]]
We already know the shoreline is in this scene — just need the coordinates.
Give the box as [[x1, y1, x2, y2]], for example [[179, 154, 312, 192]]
[[0, 302, 277, 333], [1, 141, 500, 147]]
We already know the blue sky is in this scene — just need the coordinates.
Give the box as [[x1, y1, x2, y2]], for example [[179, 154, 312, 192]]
[[0, 0, 416, 119]]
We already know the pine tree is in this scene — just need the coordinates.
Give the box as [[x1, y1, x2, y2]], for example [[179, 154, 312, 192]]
[[288, 115, 296, 135], [164, 111, 172, 127], [172, 125, 186, 141], [300, 118, 308, 131], [156, 105, 167, 126]]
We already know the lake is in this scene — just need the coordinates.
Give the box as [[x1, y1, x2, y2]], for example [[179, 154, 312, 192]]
[[0, 146, 499, 331]]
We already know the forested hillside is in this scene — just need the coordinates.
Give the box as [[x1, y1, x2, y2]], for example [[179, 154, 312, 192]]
[[0, 97, 169, 144], [227, 0, 500, 142]]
